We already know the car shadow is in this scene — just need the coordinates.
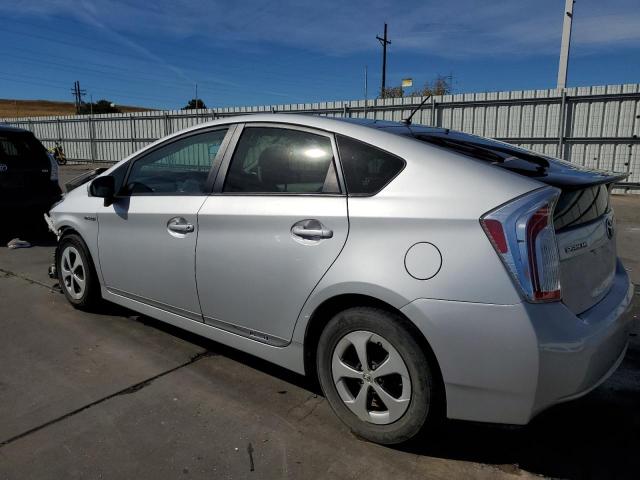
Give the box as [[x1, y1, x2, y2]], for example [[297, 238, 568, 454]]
[[399, 385, 640, 478], [84, 296, 640, 479], [400, 331, 640, 479], [93, 301, 318, 395]]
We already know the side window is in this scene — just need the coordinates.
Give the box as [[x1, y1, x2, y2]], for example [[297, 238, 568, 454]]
[[0, 136, 20, 157], [223, 127, 340, 194], [124, 128, 228, 195], [336, 135, 405, 195]]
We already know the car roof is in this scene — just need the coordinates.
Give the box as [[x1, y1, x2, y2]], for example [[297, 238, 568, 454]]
[[330, 117, 447, 134], [188, 113, 452, 139]]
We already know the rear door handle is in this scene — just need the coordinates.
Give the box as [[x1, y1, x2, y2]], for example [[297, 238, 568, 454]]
[[167, 217, 195, 234], [291, 219, 333, 240]]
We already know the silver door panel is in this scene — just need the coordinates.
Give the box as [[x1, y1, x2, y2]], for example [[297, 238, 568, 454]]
[[98, 196, 207, 316], [196, 195, 348, 342]]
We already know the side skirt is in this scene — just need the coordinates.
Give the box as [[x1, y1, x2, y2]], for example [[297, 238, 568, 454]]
[[101, 286, 306, 375]]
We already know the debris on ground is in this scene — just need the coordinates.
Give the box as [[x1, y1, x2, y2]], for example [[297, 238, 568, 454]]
[[7, 238, 32, 249], [247, 443, 255, 472]]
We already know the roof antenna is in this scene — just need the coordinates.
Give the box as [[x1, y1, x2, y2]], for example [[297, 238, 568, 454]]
[[401, 94, 432, 125]]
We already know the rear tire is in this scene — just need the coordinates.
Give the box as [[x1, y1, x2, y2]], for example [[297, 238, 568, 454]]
[[317, 306, 437, 444], [57, 233, 101, 310]]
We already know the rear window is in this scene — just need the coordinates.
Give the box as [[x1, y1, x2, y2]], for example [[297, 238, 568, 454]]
[[0, 132, 48, 162], [336, 135, 405, 195], [554, 184, 610, 231]]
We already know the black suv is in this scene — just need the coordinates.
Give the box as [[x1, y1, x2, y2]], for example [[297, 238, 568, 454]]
[[0, 125, 62, 234]]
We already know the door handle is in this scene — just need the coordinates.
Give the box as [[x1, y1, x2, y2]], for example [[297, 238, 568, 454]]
[[167, 217, 195, 234], [291, 219, 333, 240]]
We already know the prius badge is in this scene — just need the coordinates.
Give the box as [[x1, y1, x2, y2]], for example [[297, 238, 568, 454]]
[[564, 241, 587, 254]]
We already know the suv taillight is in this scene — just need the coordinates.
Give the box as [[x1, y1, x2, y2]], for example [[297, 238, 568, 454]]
[[47, 152, 59, 182], [480, 187, 561, 303]]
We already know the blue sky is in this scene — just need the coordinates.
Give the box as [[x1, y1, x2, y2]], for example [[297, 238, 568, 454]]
[[1, 0, 639, 109]]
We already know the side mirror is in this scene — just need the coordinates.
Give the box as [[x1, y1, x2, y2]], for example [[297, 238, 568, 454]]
[[90, 175, 116, 206]]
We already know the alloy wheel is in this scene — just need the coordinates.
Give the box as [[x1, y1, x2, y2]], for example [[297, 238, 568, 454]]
[[60, 246, 86, 300], [331, 330, 411, 425]]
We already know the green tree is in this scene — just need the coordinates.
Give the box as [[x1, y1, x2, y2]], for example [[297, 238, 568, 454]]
[[379, 75, 453, 99], [183, 98, 207, 109], [78, 99, 121, 115], [411, 75, 452, 97], [379, 86, 404, 99]]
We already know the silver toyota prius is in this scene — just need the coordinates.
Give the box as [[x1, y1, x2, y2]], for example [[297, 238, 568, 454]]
[[47, 114, 634, 444]]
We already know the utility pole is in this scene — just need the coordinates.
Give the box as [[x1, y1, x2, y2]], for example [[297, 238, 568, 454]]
[[364, 66, 368, 100], [557, 0, 575, 90], [195, 83, 198, 107], [376, 23, 391, 98], [364, 65, 368, 117], [71, 80, 86, 114]]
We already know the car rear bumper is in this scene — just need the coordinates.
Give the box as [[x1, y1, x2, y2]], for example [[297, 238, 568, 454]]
[[1, 186, 62, 213], [530, 259, 634, 416], [401, 259, 634, 425]]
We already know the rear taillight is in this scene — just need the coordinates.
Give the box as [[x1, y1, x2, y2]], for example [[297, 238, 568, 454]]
[[480, 187, 561, 303], [47, 152, 59, 182]]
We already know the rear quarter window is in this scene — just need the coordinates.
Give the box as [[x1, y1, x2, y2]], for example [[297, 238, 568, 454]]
[[336, 135, 405, 195]]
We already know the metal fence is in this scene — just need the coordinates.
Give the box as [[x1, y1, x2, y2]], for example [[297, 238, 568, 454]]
[[2, 83, 639, 190]]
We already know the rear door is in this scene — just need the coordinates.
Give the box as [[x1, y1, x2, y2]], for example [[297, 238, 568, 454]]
[[195, 124, 348, 345], [97, 126, 232, 319]]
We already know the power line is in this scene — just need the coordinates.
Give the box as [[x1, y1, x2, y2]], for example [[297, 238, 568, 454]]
[[3, 27, 151, 63], [3, 28, 358, 91], [0, 71, 171, 104], [0, 73, 70, 90]]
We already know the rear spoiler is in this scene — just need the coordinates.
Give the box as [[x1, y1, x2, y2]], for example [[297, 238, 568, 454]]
[[542, 169, 629, 191]]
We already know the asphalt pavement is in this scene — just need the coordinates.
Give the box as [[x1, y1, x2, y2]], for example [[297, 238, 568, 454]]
[[0, 166, 638, 479]]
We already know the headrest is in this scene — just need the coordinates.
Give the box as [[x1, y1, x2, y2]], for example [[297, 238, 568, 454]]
[[259, 146, 296, 187]]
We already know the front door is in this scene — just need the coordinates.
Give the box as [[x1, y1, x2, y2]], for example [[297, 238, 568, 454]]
[[196, 125, 348, 344], [98, 127, 230, 320]]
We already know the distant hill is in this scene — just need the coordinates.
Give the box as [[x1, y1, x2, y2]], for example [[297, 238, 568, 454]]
[[0, 99, 154, 118]]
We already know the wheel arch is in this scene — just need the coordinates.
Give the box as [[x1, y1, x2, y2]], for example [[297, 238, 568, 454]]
[[58, 224, 79, 237], [303, 293, 446, 414], [56, 226, 101, 284]]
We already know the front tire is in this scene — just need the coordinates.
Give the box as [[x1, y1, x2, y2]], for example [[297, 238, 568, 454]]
[[317, 306, 437, 445], [57, 233, 100, 310]]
